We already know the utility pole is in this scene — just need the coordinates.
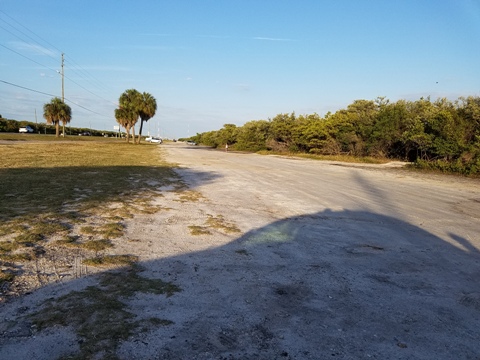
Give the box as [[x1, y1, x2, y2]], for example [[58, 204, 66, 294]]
[[61, 53, 64, 102], [61, 53, 65, 137]]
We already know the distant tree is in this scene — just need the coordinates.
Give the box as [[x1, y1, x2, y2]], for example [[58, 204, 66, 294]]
[[118, 89, 141, 144], [193, 95, 480, 174], [235, 120, 270, 151], [269, 113, 297, 151], [217, 124, 238, 148], [43, 97, 72, 137], [115, 107, 137, 143], [137, 92, 157, 144]]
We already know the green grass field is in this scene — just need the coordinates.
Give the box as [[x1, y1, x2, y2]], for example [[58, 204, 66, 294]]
[[0, 135, 179, 283], [0, 135, 184, 358]]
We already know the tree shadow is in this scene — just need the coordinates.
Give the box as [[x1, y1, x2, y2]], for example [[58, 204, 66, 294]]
[[0, 166, 222, 220], [129, 209, 478, 359], [2, 207, 478, 359]]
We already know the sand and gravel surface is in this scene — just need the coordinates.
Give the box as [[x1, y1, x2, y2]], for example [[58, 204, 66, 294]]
[[1, 142, 480, 359]]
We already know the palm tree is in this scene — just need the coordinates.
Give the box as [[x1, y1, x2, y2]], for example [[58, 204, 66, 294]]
[[115, 107, 137, 143], [137, 92, 157, 144], [118, 89, 141, 144], [43, 97, 72, 138]]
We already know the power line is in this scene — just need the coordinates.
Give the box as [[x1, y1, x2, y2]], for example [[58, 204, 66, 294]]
[[0, 79, 112, 119], [0, 79, 56, 97], [0, 9, 63, 55], [63, 70, 118, 107], [0, 23, 58, 62], [64, 56, 114, 94], [0, 43, 58, 74], [0, 10, 118, 118], [1, 40, 117, 107]]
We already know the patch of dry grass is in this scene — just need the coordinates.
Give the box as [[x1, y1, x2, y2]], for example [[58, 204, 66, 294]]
[[82, 254, 138, 267], [0, 141, 177, 220], [30, 267, 180, 358], [257, 150, 389, 164], [188, 225, 212, 236], [0, 140, 178, 291], [1, 138, 185, 358], [188, 214, 241, 236], [206, 214, 241, 233], [174, 190, 205, 203]]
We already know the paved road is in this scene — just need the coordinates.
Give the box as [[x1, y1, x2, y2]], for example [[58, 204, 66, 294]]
[[145, 143, 480, 360]]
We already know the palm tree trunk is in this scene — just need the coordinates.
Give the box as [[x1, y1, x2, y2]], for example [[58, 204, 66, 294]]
[[132, 126, 136, 144], [55, 122, 60, 137], [125, 126, 130, 143], [137, 120, 144, 144]]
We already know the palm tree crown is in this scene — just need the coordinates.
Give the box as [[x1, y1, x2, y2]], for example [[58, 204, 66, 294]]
[[115, 89, 158, 144], [137, 92, 157, 143], [43, 97, 72, 137]]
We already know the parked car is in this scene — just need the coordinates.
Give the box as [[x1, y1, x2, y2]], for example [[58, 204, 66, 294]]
[[79, 131, 91, 136], [187, 141, 197, 145], [146, 136, 162, 144], [19, 126, 33, 133]]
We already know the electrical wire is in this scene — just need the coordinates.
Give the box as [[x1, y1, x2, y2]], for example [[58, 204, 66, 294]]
[[0, 10, 119, 117], [0, 43, 58, 74], [0, 79, 112, 119], [0, 79, 56, 97], [0, 9, 63, 55]]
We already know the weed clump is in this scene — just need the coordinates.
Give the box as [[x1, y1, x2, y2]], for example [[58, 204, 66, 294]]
[[30, 268, 180, 359], [188, 225, 212, 236], [81, 239, 114, 252], [0, 270, 15, 285], [82, 254, 138, 267]]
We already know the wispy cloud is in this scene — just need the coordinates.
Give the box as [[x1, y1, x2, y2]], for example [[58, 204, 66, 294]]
[[253, 37, 294, 42], [141, 33, 179, 38], [234, 83, 251, 92], [195, 34, 231, 39], [78, 65, 131, 72], [10, 41, 57, 57]]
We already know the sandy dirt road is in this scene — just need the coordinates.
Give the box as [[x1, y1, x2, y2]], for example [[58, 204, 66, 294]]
[[1, 143, 479, 359]]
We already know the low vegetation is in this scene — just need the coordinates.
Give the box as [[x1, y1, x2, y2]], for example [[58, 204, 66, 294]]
[[0, 118, 116, 137], [189, 214, 241, 236], [30, 266, 180, 359], [191, 96, 480, 175], [0, 137, 184, 358], [0, 138, 178, 297]]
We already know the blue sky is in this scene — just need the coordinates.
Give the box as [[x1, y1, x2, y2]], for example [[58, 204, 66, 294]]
[[1, 0, 479, 138]]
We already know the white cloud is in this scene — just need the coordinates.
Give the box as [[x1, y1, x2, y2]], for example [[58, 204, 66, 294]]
[[234, 83, 250, 92], [253, 37, 294, 42], [10, 41, 57, 57], [77, 65, 131, 72]]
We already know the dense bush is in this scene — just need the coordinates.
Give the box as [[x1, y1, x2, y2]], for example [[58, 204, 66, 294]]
[[193, 96, 480, 175]]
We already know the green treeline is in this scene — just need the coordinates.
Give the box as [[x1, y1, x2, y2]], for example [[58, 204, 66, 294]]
[[192, 96, 480, 175], [0, 117, 114, 137]]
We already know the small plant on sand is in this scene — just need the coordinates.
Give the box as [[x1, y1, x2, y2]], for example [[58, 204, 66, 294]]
[[188, 225, 212, 236], [206, 214, 241, 233], [30, 267, 181, 359], [82, 254, 138, 267]]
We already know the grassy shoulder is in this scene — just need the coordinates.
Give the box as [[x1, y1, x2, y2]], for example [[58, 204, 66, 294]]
[[1, 138, 184, 358], [257, 151, 390, 164], [0, 139, 178, 290]]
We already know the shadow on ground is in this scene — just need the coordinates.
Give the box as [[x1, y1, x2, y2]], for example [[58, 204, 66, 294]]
[[2, 206, 479, 360], [0, 164, 224, 220]]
